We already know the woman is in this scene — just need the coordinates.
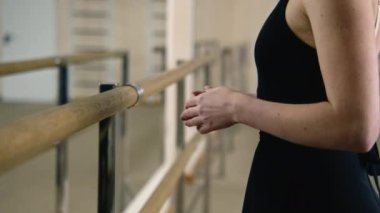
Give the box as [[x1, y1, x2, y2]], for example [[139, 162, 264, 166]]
[[181, 0, 380, 212]]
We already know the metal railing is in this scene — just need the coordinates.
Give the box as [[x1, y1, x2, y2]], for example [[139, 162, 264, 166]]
[[0, 50, 129, 213], [0, 50, 220, 212], [0, 43, 248, 212], [0, 51, 127, 76]]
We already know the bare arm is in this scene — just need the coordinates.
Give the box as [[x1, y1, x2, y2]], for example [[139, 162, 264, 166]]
[[181, 0, 379, 152]]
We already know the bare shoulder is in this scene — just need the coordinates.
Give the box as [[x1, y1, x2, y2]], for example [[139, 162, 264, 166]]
[[300, 0, 375, 26], [301, 0, 376, 51], [287, 0, 378, 49], [301, 0, 374, 11]]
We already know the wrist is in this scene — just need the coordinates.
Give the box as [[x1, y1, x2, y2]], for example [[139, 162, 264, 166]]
[[231, 92, 258, 125], [231, 92, 243, 123]]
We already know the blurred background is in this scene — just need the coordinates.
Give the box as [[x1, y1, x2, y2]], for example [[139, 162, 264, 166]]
[[0, 0, 277, 212]]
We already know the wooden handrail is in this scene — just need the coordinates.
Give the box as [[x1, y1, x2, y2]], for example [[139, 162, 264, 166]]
[[0, 57, 58, 76], [0, 53, 216, 175], [0, 86, 138, 174], [140, 133, 203, 213], [137, 54, 216, 97], [184, 139, 206, 184], [0, 50, 125, 76], [64, 51, 125, 64]]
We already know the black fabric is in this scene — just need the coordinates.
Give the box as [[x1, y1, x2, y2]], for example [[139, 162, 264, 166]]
[[360, 144, 380, 195], [242, 0, 380, 212], [360, 145, 380, 177]]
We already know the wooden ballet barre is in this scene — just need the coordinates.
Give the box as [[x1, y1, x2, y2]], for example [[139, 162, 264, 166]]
[[0, 86, 138, 174], [0, 54, 216, 175], [184, 139, 206, 184], [140, 133, 203, 213], [0, 50, 126, 76], [136, 53, 217, 97], [0, 57, 58, 76], [64, 50, 125, 64]]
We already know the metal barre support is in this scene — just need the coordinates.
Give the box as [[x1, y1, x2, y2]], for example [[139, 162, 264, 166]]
[[119, 52, 137, 208], [176, 78, 185, 212], [218, 51, 228, 178], [203, 64, 211, 213], [175, 59, 188, 212], [98, 83, 118, 213], [120, 53, 129, 135], [120, 52, 128, 207], [122, 52, 129, 85], [56, 62, 69, 213]]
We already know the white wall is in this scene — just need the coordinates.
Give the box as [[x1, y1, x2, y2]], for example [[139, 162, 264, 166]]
[[0, 0, 57, 103], [195, 0, 234, 45], [113, 0, 151, 82], [231, 0, 277, 91], [194, 0, 277, 91], [112, 0, 278, 89]]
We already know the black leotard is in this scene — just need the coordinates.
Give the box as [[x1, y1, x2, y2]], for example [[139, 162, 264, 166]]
[[242, 0, 380, 212]]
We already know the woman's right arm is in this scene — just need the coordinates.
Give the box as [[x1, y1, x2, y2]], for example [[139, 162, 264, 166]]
[[182, 0, 379, 153]]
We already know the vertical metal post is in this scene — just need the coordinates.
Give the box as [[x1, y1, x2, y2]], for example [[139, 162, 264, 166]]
[[98, 83, 118, 213], [218, 50, 227, 178], [221, 49, 235, 153], [203, 65, 211, 213], [217, 133, 226, 178], [160, 48, 167, 101], [176, 80, 185, 213], [160, 47, 167, 71], [122, 52, 129, 84], [121, 52, 129, 136], [119, 52, 135, 208], [176, 60, 185, 212], [221, 49, 228, 86], [56, 62, 69, 213], [238, 46, 246, 91]]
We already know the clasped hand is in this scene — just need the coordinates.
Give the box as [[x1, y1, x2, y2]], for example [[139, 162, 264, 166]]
[[180, 86, 238, 134]]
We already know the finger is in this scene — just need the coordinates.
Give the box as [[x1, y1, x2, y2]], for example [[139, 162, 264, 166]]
[[181, 107, 199, 120], [185, 97, 198, 109], [184, 116, 203, 127], [192, 90, 204, 96], [197, 124, 211, 134]]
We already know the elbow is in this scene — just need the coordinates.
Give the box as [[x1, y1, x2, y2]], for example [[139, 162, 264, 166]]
[[355, 130, 378, 153], [347, 115, 379, 153], [353, 134, 378, 153]]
